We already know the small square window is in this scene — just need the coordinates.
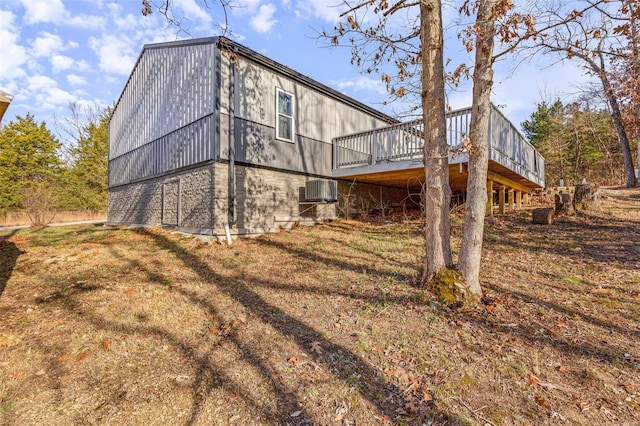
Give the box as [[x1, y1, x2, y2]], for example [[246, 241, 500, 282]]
[[276, 88, 294, 142]]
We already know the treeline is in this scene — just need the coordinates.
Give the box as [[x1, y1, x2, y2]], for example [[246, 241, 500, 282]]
[[0, 107, 109, 225], [522, 100, 636, 186]]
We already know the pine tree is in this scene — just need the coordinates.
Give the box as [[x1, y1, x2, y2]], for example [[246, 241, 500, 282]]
[[0, 114, 64, 212]]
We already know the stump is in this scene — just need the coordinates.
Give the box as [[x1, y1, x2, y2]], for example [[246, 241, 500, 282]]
[[555, 193, 574, 215], [573, 183, 599, 210], [532, 207, 555, 224]]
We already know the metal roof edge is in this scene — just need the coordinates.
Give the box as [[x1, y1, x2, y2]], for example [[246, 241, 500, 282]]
[[111, 36, 397, 126]]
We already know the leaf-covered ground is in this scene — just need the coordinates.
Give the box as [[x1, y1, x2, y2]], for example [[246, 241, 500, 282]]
[[1, 187, 639, 425]]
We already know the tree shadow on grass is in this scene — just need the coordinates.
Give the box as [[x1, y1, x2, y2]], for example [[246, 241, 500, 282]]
[[24, 228, 466, 425], [0, 235, 24, 299], [136, 229, 463, 424]]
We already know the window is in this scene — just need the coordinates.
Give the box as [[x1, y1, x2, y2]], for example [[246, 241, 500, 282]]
[[276, 88, 294, 142]]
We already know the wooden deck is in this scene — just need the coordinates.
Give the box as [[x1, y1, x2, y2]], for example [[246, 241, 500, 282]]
[[332, 106, 545, 196]]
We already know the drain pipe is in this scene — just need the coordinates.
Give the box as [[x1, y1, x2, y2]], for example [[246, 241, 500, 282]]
[[228, 47, 238, 227]]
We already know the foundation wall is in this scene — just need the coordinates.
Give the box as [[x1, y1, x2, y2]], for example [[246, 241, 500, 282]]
[[107, 163, 215, 232]]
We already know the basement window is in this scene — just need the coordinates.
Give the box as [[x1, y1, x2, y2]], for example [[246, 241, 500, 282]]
[[276, 88, 294, 142]]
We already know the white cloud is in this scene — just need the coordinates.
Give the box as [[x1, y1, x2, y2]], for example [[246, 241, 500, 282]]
[[18, 0, 105, 29], [67, 74, 88, 86], [25, 75, 77, 110], [173, 0, 213, 22], [19, 0, 67, 25], [31, 32, 64, 58], [27, 75, 58, 92], [333, 76, 387, 96], [295, 0, 343, 23], [88, 34, 138, 76], [51, 55, 75, 72], [250, 4, 277, 33], [234, 0, 262, 15], [0, 10, 28, 81], [76, 60, 90, 72], [66, 14, 107, 29]]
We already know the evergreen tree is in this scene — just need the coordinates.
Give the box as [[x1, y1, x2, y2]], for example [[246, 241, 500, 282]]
[[521, 100, 564, 148], [62, 107, 110, 211], [0, 114, 64, 212]]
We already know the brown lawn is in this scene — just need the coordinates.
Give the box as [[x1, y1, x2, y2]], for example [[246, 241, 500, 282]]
[[0, 187, 639, 425]]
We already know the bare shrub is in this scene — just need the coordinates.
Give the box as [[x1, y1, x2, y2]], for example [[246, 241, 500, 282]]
[[19, 183, 58, 227]]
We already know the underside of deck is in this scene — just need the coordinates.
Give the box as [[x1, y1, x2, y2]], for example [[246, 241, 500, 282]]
[[333, 159, 541, 195]]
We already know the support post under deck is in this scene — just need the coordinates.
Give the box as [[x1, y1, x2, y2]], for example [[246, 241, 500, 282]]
[[486, 179, 494, 217]]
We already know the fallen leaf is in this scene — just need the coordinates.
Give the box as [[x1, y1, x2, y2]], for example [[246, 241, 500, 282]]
[[290, 410, 302, 417], [528, 373, 539, 386], [101, 339, 109, 350], [557, 365, 569, 373], [420, 389, 433, 403], [124, 288, 134, 296], [210, 326, 220, 334], [288, 356, 300, 366], [75, 352, 87, 362], [35, 369, 46, 376], [310, 341, 322, 354], [371, 344, 381, 353], [535, 395, 550, 408]]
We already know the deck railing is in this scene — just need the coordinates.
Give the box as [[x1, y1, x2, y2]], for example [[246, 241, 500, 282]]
[[333, 105, 545, 187]]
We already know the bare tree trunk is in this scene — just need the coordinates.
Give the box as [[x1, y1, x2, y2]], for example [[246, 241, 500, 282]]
[[601, 72, 637, 187], [457, 0, 496, 297], [420, 0, 453, 285]]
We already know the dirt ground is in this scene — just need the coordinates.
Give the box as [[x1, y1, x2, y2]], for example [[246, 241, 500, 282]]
[[1, 187, 639, 425]]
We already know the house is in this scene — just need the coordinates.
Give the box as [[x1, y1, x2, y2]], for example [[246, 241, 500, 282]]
[[107, 36, 544, 237], [0, 89, 13, 124]]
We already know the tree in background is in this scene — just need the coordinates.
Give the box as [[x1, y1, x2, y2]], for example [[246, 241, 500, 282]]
[[521, 99, 564, 148], [534, 0, 638, 187], [0, 114, 64, 214], [522, 100, 623, 185], [61, 107, 111, 212]]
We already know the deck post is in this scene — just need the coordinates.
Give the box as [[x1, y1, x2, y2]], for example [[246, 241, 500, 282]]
[[508, 189, 515, 210], [523, 193, 530, 205], [498, 185, 506, 214], [486, 179, 494, 216], [516, 190, 522, 209]]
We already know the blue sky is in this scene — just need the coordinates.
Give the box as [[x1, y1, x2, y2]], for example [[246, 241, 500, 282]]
[[0, 0, 589, 141]]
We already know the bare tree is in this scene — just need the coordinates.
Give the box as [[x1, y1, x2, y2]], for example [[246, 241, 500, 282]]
[[533, 0, 638, 187], [140, 0, 232, 36], [322, 1, 455, 290]]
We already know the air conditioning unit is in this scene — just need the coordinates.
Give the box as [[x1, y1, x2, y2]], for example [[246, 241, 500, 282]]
[[305, 179, 337, 202]]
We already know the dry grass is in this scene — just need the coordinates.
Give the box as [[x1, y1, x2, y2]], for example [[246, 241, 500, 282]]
[[0, 187, 639, 425]]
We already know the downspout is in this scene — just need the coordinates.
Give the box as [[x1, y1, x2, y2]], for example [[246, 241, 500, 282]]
[[228, 47, 238, 226]]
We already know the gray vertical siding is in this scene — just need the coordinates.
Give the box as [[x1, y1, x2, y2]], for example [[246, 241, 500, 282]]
[[109, 40, 216, 186], [217, 52, 393, 176], [109, 36, 396, 186]]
